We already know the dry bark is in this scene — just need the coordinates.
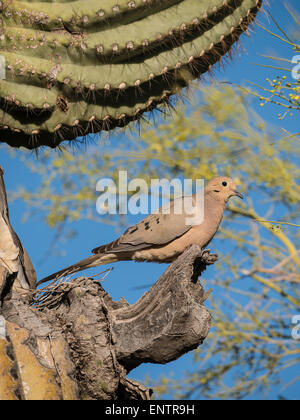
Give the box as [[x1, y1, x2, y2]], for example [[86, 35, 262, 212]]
[[0, 167, 215, 400]]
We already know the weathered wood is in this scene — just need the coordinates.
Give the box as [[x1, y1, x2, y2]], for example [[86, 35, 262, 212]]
[[1, 247, 215, 400], [0, 297, 79, 400], [33, 246, 215, 399]]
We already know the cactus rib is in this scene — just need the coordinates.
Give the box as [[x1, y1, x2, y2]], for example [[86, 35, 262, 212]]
[[0, 0, 263, 149]]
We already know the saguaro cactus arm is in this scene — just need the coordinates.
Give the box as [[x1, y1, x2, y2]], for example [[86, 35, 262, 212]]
[[31, 246, 215, 400], [0, 0, 263, 149], [0, 246, 216, 400]]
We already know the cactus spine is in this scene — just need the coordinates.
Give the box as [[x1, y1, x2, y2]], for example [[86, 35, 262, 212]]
[[0, 0, 263, 149]]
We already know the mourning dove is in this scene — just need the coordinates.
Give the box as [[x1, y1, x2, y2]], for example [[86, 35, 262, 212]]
[[38, 176, 243, 286]]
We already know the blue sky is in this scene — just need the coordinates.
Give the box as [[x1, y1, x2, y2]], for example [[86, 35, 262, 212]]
[[0, 0, 299, 400]]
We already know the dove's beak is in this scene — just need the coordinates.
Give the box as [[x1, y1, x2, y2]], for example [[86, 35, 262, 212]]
[[234, 190, 244, 199]]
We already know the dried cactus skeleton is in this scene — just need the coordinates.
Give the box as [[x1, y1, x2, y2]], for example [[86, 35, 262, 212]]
[[0, 0, 262, 149]]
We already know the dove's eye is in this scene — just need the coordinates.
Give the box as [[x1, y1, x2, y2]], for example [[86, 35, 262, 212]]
[[222, 181, 228, 187]]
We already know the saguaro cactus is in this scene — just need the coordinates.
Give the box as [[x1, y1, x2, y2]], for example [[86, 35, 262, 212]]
[[0, 0, 262, 149]]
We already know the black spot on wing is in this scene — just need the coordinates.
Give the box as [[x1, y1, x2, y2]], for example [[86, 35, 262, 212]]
[[128, 226, 138, 235]]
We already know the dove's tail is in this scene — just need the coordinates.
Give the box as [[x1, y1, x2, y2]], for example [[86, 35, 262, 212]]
[[37, 254, 117, 287]]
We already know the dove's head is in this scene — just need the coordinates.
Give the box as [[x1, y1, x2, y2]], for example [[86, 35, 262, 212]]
[[205, 177, 244, 203]]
